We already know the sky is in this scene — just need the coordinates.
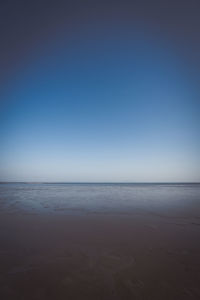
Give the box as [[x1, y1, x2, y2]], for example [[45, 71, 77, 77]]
[[0, 0, 200, 182]]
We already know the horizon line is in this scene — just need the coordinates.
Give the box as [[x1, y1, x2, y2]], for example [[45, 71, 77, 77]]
[[0, 181, 200, 184]]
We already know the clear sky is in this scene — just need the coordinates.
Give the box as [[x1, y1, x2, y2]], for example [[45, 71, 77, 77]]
[[0, 0, 200, 182]]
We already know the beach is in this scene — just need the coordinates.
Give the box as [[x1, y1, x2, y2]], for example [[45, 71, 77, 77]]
[[0, 183, 200, 299]]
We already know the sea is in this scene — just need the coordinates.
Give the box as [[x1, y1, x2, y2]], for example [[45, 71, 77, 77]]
[[0, 182, 200, 219]]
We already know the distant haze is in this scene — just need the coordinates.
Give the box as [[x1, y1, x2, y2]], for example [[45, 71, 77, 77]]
[[0, 0, 200, 182]]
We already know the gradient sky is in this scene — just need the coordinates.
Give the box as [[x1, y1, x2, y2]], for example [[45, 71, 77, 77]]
[[0, 0, 200, 182]]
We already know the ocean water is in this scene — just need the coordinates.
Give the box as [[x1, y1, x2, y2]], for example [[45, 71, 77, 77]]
[[0, 183, 200, 219]]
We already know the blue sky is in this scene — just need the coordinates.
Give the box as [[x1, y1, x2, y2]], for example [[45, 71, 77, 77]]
[[0, 25, 199, 182]]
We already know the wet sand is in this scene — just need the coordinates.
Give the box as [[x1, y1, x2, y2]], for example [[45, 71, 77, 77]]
[[0, 184, 200, 299]]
